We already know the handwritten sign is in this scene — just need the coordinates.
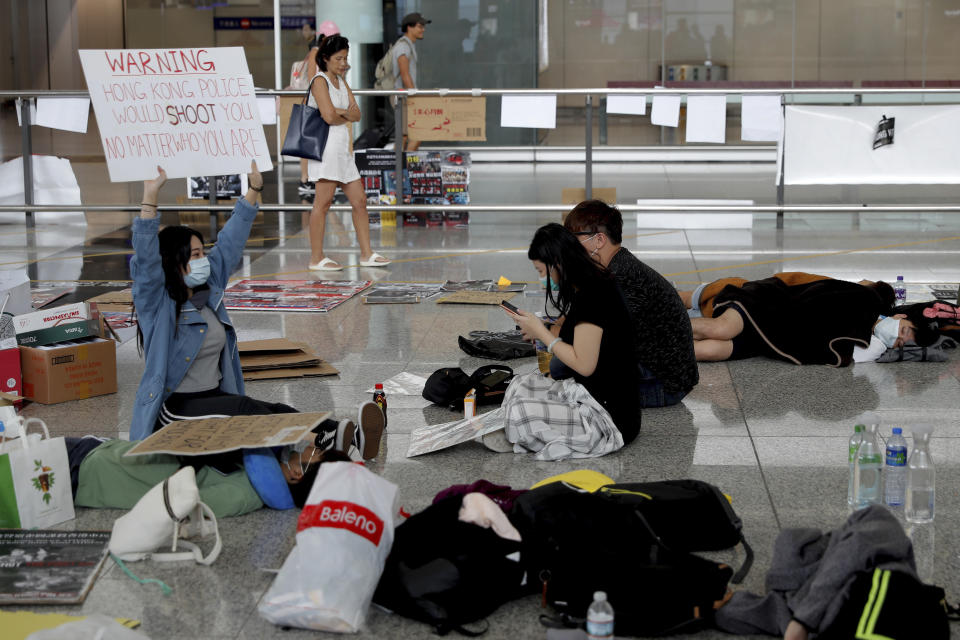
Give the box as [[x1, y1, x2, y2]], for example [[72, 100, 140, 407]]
[[407, 96, 486, 141], [125, 412, 330, 457], [79, 47, 273, 182]]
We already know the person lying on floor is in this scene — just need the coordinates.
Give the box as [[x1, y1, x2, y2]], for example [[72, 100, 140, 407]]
[[560, 200, 698, 407], [131, 162, 326, 440], [690, 276, 914, 366], [65, 407, 383, 517], [497, 223, 639, 459], [679, 272, 834, 319]]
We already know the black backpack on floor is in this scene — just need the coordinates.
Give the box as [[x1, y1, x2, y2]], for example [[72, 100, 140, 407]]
[[373, 495, 526, 635], [511, 480, 749, 637], [422, 365, 513, 410]]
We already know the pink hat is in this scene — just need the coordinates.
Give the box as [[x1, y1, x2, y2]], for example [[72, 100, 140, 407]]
[[318, 20, 340, 36]]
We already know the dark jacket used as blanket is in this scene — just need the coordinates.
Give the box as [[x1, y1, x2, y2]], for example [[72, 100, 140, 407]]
[[714, 278, 887, 367]]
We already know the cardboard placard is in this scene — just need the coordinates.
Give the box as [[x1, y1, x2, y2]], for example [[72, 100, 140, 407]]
[[125, 412, 330, 457], [79, 47, 273, 182], [436, 291, 518, 305], [407, 96, 486, 141]]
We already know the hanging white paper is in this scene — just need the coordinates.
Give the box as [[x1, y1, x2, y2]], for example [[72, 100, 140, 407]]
[[500, 94, 557, 129], [783, 105, 960, 185], [741, 95, 783, 142], [650, 94, 681, 127], [686, 95, 727, 144], [36, 97, 91, 134], [256, 96, 277, 125], [606, 94, 646, 116]]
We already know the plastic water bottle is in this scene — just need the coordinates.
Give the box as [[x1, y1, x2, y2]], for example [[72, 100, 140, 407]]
[[847, 424, 864, 507], [854, 417, 883, 509], [905, 426, 935, 523], [586, 591, 614, 640], [372, 383, 388, 428], [884, 427, 908, 507], [894, 276, 906, 303]]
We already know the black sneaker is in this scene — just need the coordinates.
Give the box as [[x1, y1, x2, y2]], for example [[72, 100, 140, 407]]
[[334, 419, 358, 453], [357, 401, 385, 460], [313, 422, 339, 452], [298, 180, 315, 194]]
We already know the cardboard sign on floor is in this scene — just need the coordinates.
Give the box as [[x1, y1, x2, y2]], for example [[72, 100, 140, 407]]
[[125, 411, 331, 457], [238, 338, 339, 380], [436, 291, 518, 305]]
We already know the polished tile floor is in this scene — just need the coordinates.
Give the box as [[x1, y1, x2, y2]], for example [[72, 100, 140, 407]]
[[3, 159, 960, 639]]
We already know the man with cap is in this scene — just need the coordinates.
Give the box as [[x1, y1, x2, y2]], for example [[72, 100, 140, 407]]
[[393, 12, 430, 151]]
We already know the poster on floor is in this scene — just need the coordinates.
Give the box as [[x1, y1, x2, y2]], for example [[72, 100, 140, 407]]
[[783, 105, 960, 185], [79, 47, 273, 182], [223, 280, 371, 312], [0, 531, 110, 604]]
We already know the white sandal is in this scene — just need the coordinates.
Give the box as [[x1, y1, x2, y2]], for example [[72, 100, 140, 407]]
[[359, 252, 391, 267], [309, 257, 343, 271]]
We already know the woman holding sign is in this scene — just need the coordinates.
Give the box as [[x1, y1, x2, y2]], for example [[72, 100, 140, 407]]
[[306, 34, 390, 271], [130, 163, 385, 508]]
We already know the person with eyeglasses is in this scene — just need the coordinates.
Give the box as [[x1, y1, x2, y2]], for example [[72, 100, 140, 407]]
[[562, 200, 698, 407]]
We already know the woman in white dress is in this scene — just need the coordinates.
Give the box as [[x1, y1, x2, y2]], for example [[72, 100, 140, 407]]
[[307, 35, 389, 270]]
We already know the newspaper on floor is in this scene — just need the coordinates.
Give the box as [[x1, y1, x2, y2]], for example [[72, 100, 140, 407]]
[[407, 408, 505, 457], [364, 372, 429, 396]]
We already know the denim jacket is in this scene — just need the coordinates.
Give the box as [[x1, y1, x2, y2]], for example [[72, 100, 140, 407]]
[[129, 198, 258, 440]]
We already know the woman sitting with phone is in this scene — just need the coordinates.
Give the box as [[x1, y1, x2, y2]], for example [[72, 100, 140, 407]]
[[496, 223, 639, 459]]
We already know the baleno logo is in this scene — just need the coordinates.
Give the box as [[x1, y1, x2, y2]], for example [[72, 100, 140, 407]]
[[297, 500, 384, 546]]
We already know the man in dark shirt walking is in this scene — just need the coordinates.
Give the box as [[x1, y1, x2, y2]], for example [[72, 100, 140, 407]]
[[563, 200, 698, 406]]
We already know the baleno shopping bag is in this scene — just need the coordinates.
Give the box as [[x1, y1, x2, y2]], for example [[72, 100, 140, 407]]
[[259, 462, 399, 632], [0, 417, 74, 528]]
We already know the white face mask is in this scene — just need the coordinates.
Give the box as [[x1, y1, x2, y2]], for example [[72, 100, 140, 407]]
[[874, 316, 901, 348]]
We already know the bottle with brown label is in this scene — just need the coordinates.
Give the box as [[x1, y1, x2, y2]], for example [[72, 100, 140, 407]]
[[372, 383, 387, 427]]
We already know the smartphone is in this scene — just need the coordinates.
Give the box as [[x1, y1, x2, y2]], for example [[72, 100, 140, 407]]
[[500, 300, 520, 314]]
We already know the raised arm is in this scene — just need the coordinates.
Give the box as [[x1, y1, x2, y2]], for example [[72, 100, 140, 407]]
[[205, 161, 264, 289], [130, 166, 169, 318], [309, 76, 350, 126]]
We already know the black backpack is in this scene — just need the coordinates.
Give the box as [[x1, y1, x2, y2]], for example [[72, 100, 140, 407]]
[[511, 480, 748, 637], [422, 365, 513, 410], [458, 330, 535, 360], [373, 495, 526, 635]]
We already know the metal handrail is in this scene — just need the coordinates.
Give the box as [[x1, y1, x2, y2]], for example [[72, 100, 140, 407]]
[[3, 87, 960, 98], [4, 204, 960, 213]]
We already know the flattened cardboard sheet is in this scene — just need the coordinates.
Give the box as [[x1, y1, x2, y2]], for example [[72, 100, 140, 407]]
[[125, 412, 331, 457], [436, 291, 518, 305]]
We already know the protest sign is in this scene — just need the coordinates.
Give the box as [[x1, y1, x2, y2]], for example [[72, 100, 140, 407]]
[[125, 412, 330, 457], [79, 47, 273, 182]]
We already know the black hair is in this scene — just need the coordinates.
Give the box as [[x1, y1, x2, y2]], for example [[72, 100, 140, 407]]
[[289, 449, 351, 508], [563, 199, 624, 244], [316, 34, 349, 71], [527, 222, 612, 317], [305, 20, 316, 31], [893, 303, 942, 348], [135, 225, 205, 352]]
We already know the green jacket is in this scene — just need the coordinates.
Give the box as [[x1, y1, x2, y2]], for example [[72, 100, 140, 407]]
[[75, 440, 263, 517]]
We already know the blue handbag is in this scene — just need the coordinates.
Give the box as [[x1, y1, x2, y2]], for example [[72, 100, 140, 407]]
[[281, 76, 330, 161]]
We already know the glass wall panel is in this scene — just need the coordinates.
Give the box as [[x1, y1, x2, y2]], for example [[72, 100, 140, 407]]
[[397, 0, 538, 145]]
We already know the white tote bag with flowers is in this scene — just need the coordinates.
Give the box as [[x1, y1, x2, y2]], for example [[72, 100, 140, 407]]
[[0, 417, 74, 529]]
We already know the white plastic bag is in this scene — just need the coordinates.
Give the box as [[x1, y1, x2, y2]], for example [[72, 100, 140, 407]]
[[258, 462, 399, 632], [26, 613, 148, 640]]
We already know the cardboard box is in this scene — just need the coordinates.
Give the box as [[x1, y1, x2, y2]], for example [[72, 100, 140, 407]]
[[20, 338, 117, 405], [13, 302, 95, 334], [561, 187, 618, 206], [407, 96, 486, 142], [15, 317, 103, 347]]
